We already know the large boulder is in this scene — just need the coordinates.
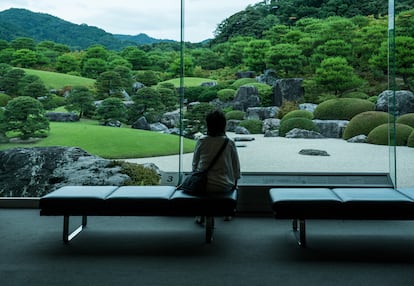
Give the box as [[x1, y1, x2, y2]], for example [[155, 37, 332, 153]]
[[0, 147, 130, 197], [375, 90, 414, 115], [246, 106, 279, 120], [312, 120, 349, 138], [272, 78, 304, 106], [132, 116, 150, 130], [45, 112, 79, 122], [233, 86, 260, 111]]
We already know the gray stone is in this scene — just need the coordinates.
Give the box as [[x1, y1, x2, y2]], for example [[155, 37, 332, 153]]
[[272, 78, 304, 106], [312, 120, 349, 138], [132, 116, 150, 130], [150, 122, 168, 132], [161, 110, 180, 128], [233, 86, 260, 111], [100, 119, 122, 127], [347, 134, 367, 143], [226, 119, 242, 132], [200, 81, 217, 87], [233, 136, 255, 142], [262, 118, 281, 133], [375, 90, 414, 115], [236, 71, 256, 79], [299, 149, 330, 156], [299, 103, 318, 113], [45, 112, 79, 122], [285, 128, 324, 139], [235, 126, 250, 134], [264, 130, 279, 137], [0, 147, 131, 197], [256, 69, 279, 86], [246, 106, 279, 120]]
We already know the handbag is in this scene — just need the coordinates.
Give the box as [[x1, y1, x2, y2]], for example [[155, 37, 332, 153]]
[[178, 138, 229, 195]]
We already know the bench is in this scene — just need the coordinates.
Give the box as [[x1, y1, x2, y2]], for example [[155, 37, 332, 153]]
[[269, 187, 414, 247], [39, 185, 237, 244]]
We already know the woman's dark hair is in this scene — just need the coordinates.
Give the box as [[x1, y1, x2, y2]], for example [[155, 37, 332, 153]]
[[206, 110, 226, 136]]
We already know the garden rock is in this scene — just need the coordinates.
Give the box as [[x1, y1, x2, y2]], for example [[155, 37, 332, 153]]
[[132, 116, 150, 130], [233, 86, 260, 111], [0, 147, 130, 197], [246, 106, 279, 120], [285, 128, 324, 139], [264, 130, 279, 137], [256, 69, 279, 86], [236, 71, 255, 79], [150, 122, 168, 132], [272, 78, 304, 106], [161, 110, 180, 128], [45, 112, 79, 122], [347, 134, 367, 143], [101, 119, 122, 127], [201, 81, 217, 87], [226, 119, 242, 132], [312, 120, 348, 138], [375, 90, 414, 115], [299, 149, 330, 156], [262, 118, 281, 133], [235, 126, 250, 134], [299, 103, 318, 113]]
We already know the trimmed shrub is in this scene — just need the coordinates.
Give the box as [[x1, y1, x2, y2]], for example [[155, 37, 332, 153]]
[[396, 113, 414, 128], [367, 123, 413, 146], [231, 78, 257, 89], [367, 96, 378, 104], [313, 98, 375, 120], [248, 82, 273, 107], [112, 161, 160, 185], [342, 91, 369, 99], [281, 110, 313, 123], [217, 88, 236, 102], [408, 130, 414, 148], [239, 119, 263, 134], [0, 93, 11, 107], [279, 117, 319, 137], [343, 111, 392, 140], [226, 110, 245, 120], [277, 101, 298, 119]]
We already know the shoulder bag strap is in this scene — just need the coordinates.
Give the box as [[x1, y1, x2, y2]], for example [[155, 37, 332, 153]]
[[205, 138, 229, 172]]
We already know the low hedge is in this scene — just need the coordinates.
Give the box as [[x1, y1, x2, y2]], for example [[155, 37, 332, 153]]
[[367, 123, 413, 146], [281, 110, 314, 123], [313, 98, 375, 120], [226, 110, 245, 120], [396, 113, 414, 128], [343, 111, 392, 140], [239, 119, 263, 134], [279, 117, 319, 137]]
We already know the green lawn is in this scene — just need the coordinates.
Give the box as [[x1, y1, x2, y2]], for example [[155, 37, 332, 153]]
[[162, 77, 216, 88], [23, 68, 96, 90], [0, 120, 196, 159]]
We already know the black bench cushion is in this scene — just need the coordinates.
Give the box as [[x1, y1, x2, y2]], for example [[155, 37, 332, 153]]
[[170, 189, 237, 216], [270, 188, 342, 219], [40, 186, 118, 215], [105, 186, 176, 215], [333, 188, 414, 219]]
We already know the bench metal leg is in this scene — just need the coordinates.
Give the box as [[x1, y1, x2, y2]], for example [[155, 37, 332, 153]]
[[205, 216, 215, 243], [63, 215, 87, 244], [292, 219, 307, 248]]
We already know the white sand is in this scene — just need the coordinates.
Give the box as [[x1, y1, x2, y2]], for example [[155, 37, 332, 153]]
[[125, 133, 414, 188]]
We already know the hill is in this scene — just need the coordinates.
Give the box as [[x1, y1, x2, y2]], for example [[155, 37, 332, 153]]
[[0, 8, 175, 50]]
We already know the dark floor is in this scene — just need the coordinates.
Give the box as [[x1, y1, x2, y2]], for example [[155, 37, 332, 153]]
[[1, 209, 414, 286]]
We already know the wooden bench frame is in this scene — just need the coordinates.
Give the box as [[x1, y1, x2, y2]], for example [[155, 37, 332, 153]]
[[40, 186, 237, 244]]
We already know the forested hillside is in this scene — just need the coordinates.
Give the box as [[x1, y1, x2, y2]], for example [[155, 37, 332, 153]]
[[0, 8, 173, 50]]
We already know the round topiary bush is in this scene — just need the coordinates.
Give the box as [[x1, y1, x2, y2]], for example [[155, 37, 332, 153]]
[[281, 110, 313, 123], [343, 111, 392, 140], [217, 88, 236, 102], [231, 78, 257, 89], [226, 110, 245, 120], [279, 117, 319, 137], [343, 91, 369, 99], [239, 119, 263, 134], [313, 98, 375, 120], [277, 101, 298, 119], [0, 93, 11, 107], [396, 113, 414, 128], [367, 123, 413, 146], [407, 130, 414, 148]]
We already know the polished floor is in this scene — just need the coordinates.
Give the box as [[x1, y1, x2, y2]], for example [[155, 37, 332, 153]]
[[1, 209, 414, 286]]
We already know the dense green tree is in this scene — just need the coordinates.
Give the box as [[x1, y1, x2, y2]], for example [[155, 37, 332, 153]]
[[3, 96, 49, 139], [95, 70, 124, 99], [134, 70, 160, 86], [314, 57, 365, 96], [21, 81, 48, 99], [266, 43, 306, 76], [65, 86, 95, 118], [243, 39, 271, 72], [11, 49, 39, 67], [0, 68, 26, 96], [121, 46, 150, 70], [96, 97, 127, 123], [10, 37, 36, 50], [191, 48, 224, 70], [0, 48, 15, 64], [55, 53, 81, 74], [113, 65, 134, 95], [129, 87, 165, 123], [82, 58, 108, 79]]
